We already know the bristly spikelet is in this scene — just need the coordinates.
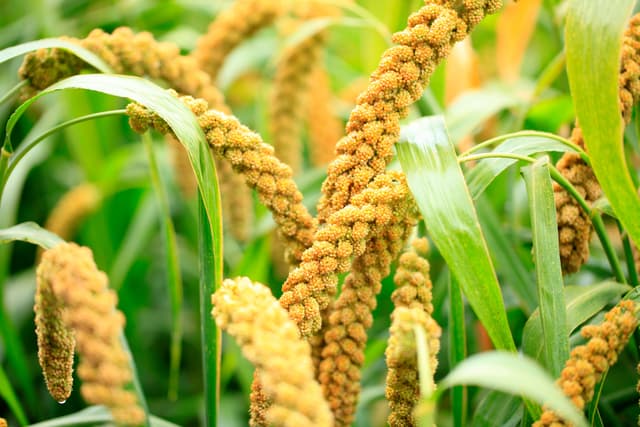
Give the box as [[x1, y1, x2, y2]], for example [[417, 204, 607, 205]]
[[125, 93, 317, 267], [554, 13, 640, 274], [37, 243, 144, 425], [317, 0, 503, 223], [211, 277, 333, 427], [34, 269, 75, 403], [534, 300, 638, 426], [317, 198, 419, 426], [385, 239, 441, 427]]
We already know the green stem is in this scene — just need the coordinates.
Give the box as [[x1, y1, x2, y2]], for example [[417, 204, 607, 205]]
[[549, 166, 626, 283], [141, 132, 183, 401], [119, 334, 151, 427], [620, 222, 638, 287], [0, 110, 126, 205], [462, 130, 587, 162], [458, 152, 536, 164], [0, 81, 27, 107]]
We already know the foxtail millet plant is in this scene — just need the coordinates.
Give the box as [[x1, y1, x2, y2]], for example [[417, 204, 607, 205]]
[[211, 277, 333, 427], [554, 13, 640, 274], [36, 243, 144, 425], [533, 300, 639, 426]]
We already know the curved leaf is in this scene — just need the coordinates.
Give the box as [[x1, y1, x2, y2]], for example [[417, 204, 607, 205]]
[[440, 351, 588, 427], [0, 38, 112, 73], [0, 221, 64, 249]]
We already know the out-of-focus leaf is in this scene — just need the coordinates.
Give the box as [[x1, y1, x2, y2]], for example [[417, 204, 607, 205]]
[[522, 282, 630, 362], [471, 391, 522, 427], [0, 221, 63, 249]]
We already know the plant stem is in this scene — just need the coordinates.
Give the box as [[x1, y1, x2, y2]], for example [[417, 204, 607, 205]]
[[0, 80, 27, 107]]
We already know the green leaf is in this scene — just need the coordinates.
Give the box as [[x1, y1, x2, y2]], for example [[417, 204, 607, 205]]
[[448, 273, 467, 427], [471, 391, 522, 427], [397, 115, 515, 351], [445, 84, 524, 143], [0, 221, 63, 249], [522, 281, 630, 363], [522, 157, 568, 377], [0, 38, 112, 73], [27, 405, 180, 427], [3, 73, 222, 427], [439, 351, 588, 427], [466, 135, 577, 199], [0, 364, 27, 426], [565, 0, 640, 245]]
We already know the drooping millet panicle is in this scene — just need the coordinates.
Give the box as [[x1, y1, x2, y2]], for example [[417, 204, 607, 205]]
[[280, 171, 418, 337], [37, 243, 144, 425], [269, 1, 338, 174], [19, 27, 227, 111], [554, 13, 640, 274], [386, 238, 441, 427], [34, 262, 75, 403], [0, 418, 6, 427], [317, 197, 419, 426], [125, 93, 317, 266], [308, 65, 343, 166], [317, 0, 503, 223], [43, 183, 101, 243], [193, 0, 283, 82], [533, 300, 639, 426], [211, 277, 333, 427]]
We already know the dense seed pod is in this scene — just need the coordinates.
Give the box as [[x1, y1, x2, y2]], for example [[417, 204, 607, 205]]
[[533, 300, 638, 426], [211, 277, 333, 427], [193, 0, 282, 82], [249, 371, 270, 427], [317, 0, 503, 223], [308, 65, 342, 166], [37, 243, 144, 425], [279, 171, 417, 337], [555, 14, 640, 274], [317, 199, 419, 426], [386, 306, 441, 427], [385, 238, 440, 427], [125, 93, 316, 266], [34, 262, 75, 403]]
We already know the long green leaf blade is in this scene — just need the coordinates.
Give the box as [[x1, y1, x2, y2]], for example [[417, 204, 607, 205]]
[[522, 158, 568, 377], [565, 0, 640, 244], [0, 364, 28, 426], [397, 116, 515, 351], [0, 221, 63, 249], [439, 351, 588, 427]]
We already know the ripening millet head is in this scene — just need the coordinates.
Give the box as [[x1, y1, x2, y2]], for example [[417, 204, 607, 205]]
[[34, 263, 76, 403], [37, 243, 144, 426], [43, 183, 102, 243], [280, 171, 417, 337], [318, 0, 503, 223], [0, 418, 6, 427], [211, 277, 333, 427], [386, 306, 441, 427], [125, 92, 317, 267], [533, 300, 638, 426]]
